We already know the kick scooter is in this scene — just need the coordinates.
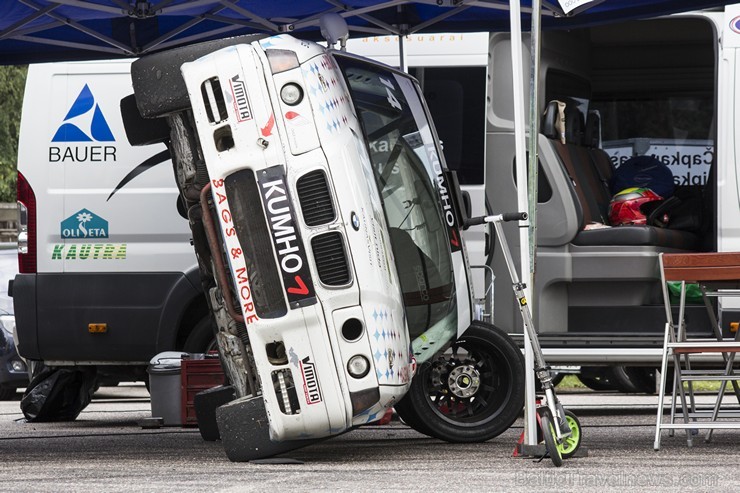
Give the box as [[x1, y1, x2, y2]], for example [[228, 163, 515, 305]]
[[466, 212, 582, 466]]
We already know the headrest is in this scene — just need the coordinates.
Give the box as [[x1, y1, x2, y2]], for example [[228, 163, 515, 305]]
[[541, 100, 566, 143], [542, 99, 584, 145], [584, 110, 602, 148], [563, 99, 584, 145]]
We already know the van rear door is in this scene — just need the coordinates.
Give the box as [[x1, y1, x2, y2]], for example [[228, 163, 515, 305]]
[[41, 60, 192, 273]]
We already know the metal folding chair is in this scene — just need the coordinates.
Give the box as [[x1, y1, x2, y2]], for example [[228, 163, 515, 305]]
[[654, 252, 740, 451]]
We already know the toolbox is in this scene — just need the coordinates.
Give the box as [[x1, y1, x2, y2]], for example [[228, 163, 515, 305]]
[[180, 354, 225, 427]]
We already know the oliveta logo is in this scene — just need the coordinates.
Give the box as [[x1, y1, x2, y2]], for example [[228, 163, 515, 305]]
[[61, 209, 109, 239]]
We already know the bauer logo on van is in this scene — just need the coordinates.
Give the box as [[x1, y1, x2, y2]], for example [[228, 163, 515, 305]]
[[61, 209, 109, 239], [229, 74, 252, 122], [52, 84, 115, 143], [51, 243, 127, 260], [49, 83, 118, 164]]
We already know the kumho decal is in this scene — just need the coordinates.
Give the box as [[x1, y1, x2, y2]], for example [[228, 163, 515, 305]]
[[61, 209, 109, 239], [51, 243, 127, 260], [300, 356, 322, 405], [49, 84, 118, 163], [425, 143, 461, 252], [257, 166, 315, 306], [425, 144, 455, 227]]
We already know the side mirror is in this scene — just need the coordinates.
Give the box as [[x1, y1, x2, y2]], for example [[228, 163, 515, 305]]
[[462, 191, 472, 221], [443, 169, 470, 225]]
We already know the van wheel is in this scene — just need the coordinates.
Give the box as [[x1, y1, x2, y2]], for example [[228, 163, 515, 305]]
[[622, 367, 657, 394], [402, 322, 525, 443], [183, 316, 218, 354], [578, 367, 619, 391]]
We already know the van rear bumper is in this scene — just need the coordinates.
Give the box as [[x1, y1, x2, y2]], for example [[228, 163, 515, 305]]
[[12, 272, 200, 363]]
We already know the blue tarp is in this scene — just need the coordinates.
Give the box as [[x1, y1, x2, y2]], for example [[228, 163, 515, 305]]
[[0, 1, 733, 64]]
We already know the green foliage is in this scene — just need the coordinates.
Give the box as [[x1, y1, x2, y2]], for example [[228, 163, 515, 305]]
[[0, 65, 27, 203]]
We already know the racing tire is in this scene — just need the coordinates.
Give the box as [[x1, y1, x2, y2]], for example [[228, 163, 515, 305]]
[[130, 34, 269, 119], [402, 322, 525, 443], [394, 393, 435, 437]]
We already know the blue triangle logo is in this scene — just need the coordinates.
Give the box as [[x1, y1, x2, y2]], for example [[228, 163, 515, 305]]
[[52, 84, 115, 142]]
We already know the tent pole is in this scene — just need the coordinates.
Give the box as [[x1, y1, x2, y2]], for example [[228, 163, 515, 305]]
[[398, 29, 407, 72], [528, 0, 543, 436], [508, 0, 537, 447]]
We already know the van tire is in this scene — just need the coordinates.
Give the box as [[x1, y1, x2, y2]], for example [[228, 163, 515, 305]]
[[183, 316, 218, 354], [402, 322, 525, 443]]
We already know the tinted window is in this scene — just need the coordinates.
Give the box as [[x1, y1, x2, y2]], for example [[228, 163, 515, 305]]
[[411, 66, 486, 185]]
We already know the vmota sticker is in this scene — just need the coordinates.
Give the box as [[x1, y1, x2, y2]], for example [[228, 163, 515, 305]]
[[61, 209, 109, 239], [229, 74, 252, 122], [300, 356, 323, 405], [49, 84, 117, 163], [257, 166, 316, 307]]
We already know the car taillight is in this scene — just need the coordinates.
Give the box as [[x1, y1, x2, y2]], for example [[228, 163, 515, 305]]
[[17, 171, 36, 273]]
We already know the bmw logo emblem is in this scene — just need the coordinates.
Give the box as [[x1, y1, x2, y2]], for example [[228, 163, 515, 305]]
[[351, 212, 360, 231], [732, 15, 740, 34]]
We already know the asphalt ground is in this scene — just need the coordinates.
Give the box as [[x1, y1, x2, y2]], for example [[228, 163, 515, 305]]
[[2, 385, 740, 492]]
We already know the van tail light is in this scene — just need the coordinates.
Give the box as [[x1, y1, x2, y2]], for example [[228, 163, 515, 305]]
[[17, 171, 36, 273]]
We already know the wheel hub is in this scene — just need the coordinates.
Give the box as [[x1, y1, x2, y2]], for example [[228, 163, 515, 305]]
[[447, 364, 481, 398]]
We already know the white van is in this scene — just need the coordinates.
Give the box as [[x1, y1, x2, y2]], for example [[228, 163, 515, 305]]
[[486, 6, 740, 364], [13, 60, 211, 382]]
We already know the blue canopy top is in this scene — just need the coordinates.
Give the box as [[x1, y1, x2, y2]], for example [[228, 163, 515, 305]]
[[0, 1, 732, 64]]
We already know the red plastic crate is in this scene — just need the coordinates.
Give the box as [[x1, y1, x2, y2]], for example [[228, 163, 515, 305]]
[[180, 357, 225, 427]]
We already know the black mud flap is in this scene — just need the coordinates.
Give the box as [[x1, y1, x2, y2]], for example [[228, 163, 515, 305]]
[[194, 385, 235, 441], [215, 395, 318, 462]]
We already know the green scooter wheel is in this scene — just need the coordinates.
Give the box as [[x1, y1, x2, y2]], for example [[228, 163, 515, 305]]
[[557, 411, 582, 459]]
